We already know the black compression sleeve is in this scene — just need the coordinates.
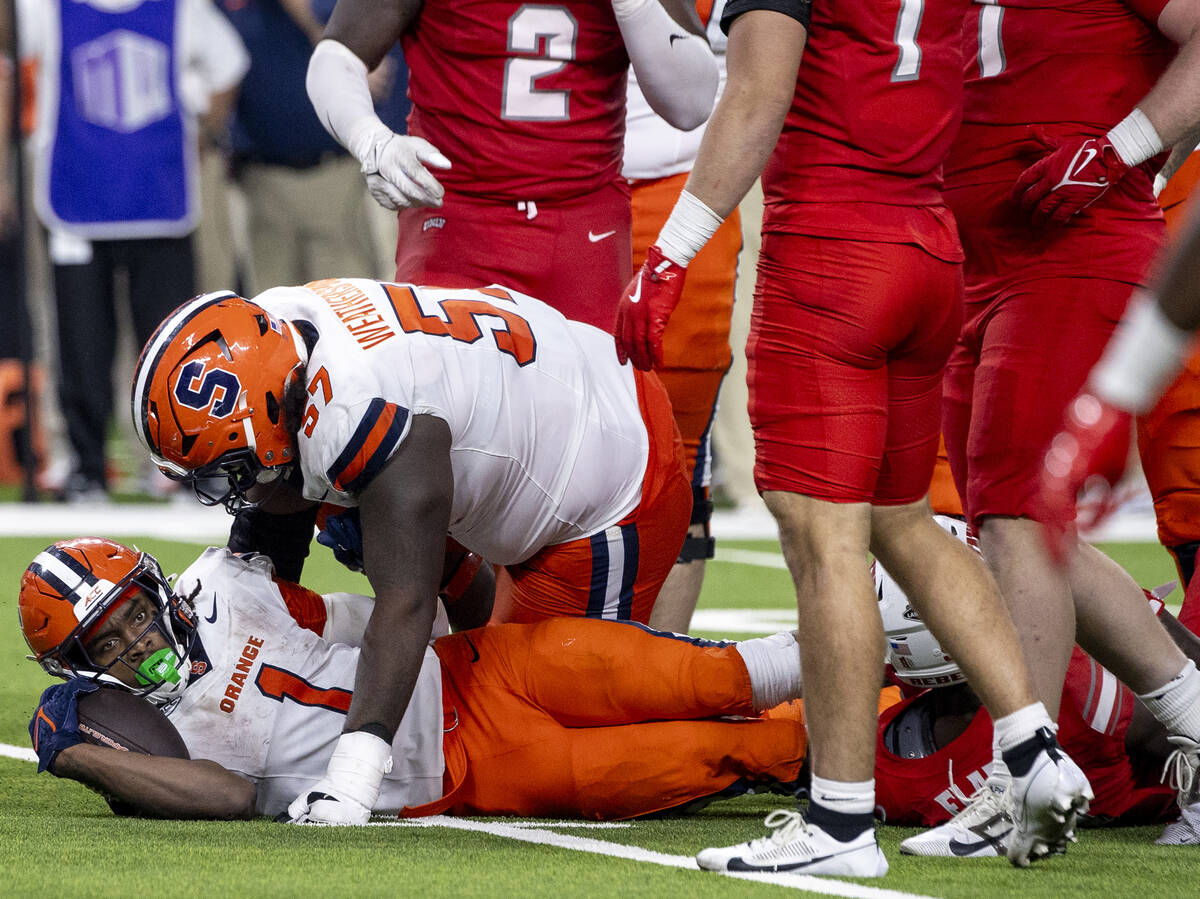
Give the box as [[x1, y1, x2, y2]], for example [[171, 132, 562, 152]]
[[720, 0, 811, 35], [227, 505, 318, 582]]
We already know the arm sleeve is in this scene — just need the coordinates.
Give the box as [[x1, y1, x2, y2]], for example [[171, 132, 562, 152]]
[[720, 0, 812, 35], [306, 38, 388, 159], [617, 1, 719, 131]]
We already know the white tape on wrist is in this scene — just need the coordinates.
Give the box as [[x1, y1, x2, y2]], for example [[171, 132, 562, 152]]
[[1107, 108, 1163, 168], [324, 731, 394, 810], [1092, 291, 1193, 413], [656, 190, 725, 267]]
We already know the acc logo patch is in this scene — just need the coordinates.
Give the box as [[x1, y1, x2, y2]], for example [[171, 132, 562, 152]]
[[173, 361, 241, 417]]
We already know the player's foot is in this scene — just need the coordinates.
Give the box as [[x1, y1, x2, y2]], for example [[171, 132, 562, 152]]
[[1156, 735, 1200, 845], [899, 779, 1010, 858], [1003, 727, 1092, 868], [696, 809, 888, 876]]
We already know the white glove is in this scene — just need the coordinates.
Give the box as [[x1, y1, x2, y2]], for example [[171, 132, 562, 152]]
[[287, 731, 393, 826], [349, 120, 452, 211]]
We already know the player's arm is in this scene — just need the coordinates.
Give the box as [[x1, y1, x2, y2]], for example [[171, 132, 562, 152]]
[[615, 0, 719, 131], [1014, 0, 1200, 224], [53, 744, 257, 820], [287, 414, 451, 825], [614, 5, 807, 369], [229, 480, 319, 583], [306, 0, 450, 210]]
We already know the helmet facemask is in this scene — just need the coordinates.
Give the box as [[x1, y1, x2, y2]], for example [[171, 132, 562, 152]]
[[22, 542, 199, 706]]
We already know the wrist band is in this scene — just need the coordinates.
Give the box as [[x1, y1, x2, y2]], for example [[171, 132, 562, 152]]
[[1092, 291, 1193, 413], [1107, 108, 1163, 167], [657, 190, 724, 267]]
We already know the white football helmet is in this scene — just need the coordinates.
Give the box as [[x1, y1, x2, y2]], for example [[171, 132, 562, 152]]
[[875, 515, 973, 689]]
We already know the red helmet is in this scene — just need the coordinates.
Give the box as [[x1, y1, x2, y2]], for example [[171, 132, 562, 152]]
[[19, 538, 198, 705], [131, 291, 305, 510]]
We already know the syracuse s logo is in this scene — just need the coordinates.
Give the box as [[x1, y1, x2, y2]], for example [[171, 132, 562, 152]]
[[173, 361, 241, 417]]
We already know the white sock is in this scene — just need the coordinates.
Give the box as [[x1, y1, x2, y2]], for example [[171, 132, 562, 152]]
[[735, 631, 801, 711], [1137, 659, 1200, 742], [810, 774, 876, 816], [992, 701, 1055, 752]]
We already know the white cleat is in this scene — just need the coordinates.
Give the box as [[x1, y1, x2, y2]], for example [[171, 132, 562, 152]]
[[899, 780, 1011, 858], [1004, 728, 1092, 868], [696, 809, 889, 877], [1156, 735, 1200, 846]]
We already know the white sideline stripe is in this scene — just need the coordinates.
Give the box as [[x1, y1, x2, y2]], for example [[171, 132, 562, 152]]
[[381, 817, 939, 899], [717, 548, 789, 569], [0, 503, 231, 540], [0, 743, 37, 763]]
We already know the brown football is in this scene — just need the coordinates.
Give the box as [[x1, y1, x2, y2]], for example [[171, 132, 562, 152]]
[[76, 686, 190, 758]]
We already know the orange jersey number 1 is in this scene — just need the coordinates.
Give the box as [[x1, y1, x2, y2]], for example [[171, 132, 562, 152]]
[[382, 284, 538, 367]]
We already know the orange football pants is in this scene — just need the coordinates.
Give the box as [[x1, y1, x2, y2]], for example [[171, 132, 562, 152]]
[[1138, 151, 1200, 574], [492, 369, 691, 624], [410, 618, 806, 820], [631, 172, 741, 484]]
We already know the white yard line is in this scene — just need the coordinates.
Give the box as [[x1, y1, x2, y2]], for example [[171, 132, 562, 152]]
[[382, 816, 940, 899], [0, 743, 36, 763]]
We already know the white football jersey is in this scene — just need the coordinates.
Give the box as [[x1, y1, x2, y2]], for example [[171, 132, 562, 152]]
[[253, 279, 649, 565], [166, 548, 445, 818]]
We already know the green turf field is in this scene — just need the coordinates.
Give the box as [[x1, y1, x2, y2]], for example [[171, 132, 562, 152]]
[[0, 526, 1193, 897]]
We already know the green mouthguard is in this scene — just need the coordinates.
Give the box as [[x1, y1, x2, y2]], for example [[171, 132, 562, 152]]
[[135, 647, 182, 686]]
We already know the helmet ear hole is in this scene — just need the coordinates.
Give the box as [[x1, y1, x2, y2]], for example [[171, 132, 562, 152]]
[[266, 391, 281, 425]]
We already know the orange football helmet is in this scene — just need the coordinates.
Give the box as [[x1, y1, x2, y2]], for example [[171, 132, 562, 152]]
[[131, 291, 306, 510], [19, 538, 198, 705]]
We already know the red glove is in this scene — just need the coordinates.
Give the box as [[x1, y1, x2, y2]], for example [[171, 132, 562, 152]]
[[614, 245, 687, 371], [1012, 134, 1131, 226], [1035, 391, 1133, 564]]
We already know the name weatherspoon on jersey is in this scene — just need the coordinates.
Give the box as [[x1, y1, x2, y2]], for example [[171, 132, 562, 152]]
[[309, 279, 397, 349]]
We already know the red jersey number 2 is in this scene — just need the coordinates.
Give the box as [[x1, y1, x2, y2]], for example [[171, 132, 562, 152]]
[[382, 284, 538, 366]]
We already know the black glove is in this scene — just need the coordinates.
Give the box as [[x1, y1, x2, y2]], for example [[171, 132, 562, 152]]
[[29, 677, 100, 774]]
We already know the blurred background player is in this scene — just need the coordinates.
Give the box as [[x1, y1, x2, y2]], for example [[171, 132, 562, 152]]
[[938, 0, 1200, 842], [130, 279, 691, 826], [305, 0, 718, 331], [614, 0, 1087, 876], [15, 0, 247, 502], [624, 0, 737, 632], [21, 536, 807, 822], [214, 0, 407, 296]]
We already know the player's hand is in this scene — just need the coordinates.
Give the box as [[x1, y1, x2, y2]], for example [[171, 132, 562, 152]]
[[614, 245, 687, 371], [317, 507, 364, 573], [28, 677, 100, 774], [351, 121, 452, 211], [286, 731, 392, 825], [1012, 133, 1131, 227], [1035, 391, 1132, 564]]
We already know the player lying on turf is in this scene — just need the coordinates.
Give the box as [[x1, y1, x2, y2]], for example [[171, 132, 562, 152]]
[[130, 279, 693, 825], [19, 537, 807, 821], [874, 519, 1200, 851]]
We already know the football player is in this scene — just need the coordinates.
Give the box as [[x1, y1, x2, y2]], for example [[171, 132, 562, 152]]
[[21, 537, 807, 821], [875, 519, 1200, 852], [129, 279, 693, 825]]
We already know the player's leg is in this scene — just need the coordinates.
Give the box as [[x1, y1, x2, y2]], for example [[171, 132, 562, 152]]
[[700, 234, 897, 876], [52, 244, 117, 494], [632, 173, 740, 632]]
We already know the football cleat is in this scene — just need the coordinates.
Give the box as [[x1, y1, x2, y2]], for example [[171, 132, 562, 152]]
[[696, 809, 888, 877], [1156, 735, 1200, 845], [1003, 728, 1092, 867], [899, 779, 1011, 858]]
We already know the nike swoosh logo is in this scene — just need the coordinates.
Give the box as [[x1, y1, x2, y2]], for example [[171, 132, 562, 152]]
[[204, 600, 218, 624], [588, 230, 617, 242], [669, 33, 686, 46], [463, 633, 480, 664], [629, 276, 643, 305], [1069, 147, 1097, 179]]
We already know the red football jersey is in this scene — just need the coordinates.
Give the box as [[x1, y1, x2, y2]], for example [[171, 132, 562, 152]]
[[760, 0, 964, 216], [403, 0, 628, 202], [875, 649, 1176, 827], [961, 0, 1172, 129]]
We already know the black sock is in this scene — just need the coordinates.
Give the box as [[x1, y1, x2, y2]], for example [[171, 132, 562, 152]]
[[806, 800, 874, 842], [1001, 725, 1060, 778]]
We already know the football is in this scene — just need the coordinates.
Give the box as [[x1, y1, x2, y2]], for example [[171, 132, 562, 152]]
[[77, 686, 190, 759]]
